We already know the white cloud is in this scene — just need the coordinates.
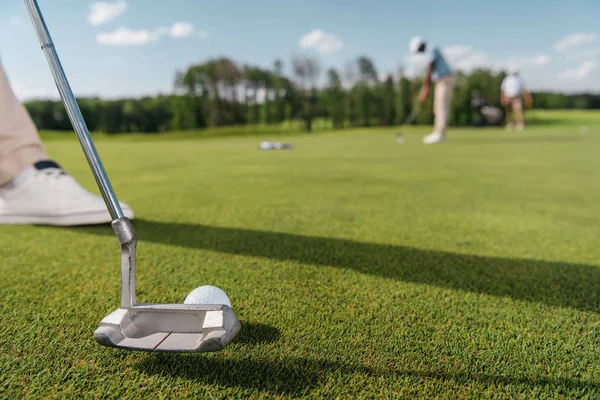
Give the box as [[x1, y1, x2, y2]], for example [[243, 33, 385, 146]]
[[96, 22, 206, 46], [402, 44, 553, 80], [564, 47, 600, 62], [170, 22, 195, 38], [402, 54, 428, 78], [443, 45, 477, 60], [404, 45, 489, 75], [530, 55, 552, 66], [96, 27, 160, 46], [558, 60, 598, 80], [498, 55, 552, 70], [154, 26, 169, 36], [88, 1, 128, 26], [8, 17, 23, 27], [554, 33, 597, 52], [12, 84, 59, 101], [378, 72, 394, 82], [299, 29, 343, 55], [442, 45, 488, 73]]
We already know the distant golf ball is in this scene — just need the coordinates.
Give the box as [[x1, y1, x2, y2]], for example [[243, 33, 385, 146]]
[[580, 126, 588, 135], [184, 285, 231, 307]]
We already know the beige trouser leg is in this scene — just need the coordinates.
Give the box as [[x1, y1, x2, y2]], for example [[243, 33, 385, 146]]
[[510, 97, 524, 128], [434, 75, 454, 135], [0, 61, 48, 185]]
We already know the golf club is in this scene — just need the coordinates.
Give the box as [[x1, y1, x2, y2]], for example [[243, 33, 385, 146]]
[[22, 0, 241, 352], [396, 104, 421, 144]]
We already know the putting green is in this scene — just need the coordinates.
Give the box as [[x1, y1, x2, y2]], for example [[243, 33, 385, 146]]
[[1, 110, 599, 398]]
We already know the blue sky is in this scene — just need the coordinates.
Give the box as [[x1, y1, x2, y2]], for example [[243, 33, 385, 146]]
[[1, 0, 599, 100]]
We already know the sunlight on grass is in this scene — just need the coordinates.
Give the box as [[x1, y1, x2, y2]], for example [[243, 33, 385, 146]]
[[3, 110, 599, 398]]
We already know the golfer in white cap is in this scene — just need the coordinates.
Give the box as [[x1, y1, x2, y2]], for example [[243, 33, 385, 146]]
[[500, 66, 533, 131], [408, 36, 454, 144]]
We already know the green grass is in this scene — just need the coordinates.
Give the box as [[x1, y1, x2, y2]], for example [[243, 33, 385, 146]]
[[2, 110, 600, 398]]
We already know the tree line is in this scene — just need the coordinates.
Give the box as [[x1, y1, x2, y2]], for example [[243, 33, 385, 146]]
[[24, 55, 600, 134]]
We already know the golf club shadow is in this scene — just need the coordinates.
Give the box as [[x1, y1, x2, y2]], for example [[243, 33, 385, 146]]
[[69, 219, 600, 313], [406, 370, 599, 393], [233, 322, 281, 345], [525, 118, 569, 126], [454, 134, 581, 144], [134, 355, 351, 395], [133, 355, 598, 396]]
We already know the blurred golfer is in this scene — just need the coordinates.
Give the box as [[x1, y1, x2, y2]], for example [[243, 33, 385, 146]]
[[409, 36, 454, 145], [0, 59, 134, 225], [500, 66, 533, 131]]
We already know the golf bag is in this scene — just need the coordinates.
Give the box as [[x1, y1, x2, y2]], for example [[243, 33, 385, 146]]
[[471, 90, 504, 127]]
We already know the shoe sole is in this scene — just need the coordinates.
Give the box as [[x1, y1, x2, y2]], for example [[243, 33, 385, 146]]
[[423, 140, 446, 145], [0, 208, 134, 226]]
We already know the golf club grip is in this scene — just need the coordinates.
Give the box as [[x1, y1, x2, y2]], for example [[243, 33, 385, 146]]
[[22, 0, 124, 221]]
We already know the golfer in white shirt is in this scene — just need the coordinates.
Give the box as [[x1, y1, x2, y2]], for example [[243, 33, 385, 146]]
[[501, 67, 533, 131]]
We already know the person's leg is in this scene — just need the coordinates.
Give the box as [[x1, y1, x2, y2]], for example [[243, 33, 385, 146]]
[[0, 61, 134, 225], [504, 96, 518, 130], [512, 97, 524, 130], [442, 76, 454, 133], [424, 75, 452, 144], [433, 79, 444, 135], [0, 62, 48, 185], [505, 102, 514, 130], [435, 76, 453, 135]]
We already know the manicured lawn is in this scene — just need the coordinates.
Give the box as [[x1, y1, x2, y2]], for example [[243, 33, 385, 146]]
[[2, 110, 599, 398]]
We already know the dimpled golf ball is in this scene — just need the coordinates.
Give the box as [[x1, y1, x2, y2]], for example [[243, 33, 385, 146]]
[[184, 285, 231, 307]]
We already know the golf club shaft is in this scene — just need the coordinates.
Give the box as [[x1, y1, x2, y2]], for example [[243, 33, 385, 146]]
[[396, 105, 420, 140], [22, 0, 123, 220], [404, 105, 421, 125]]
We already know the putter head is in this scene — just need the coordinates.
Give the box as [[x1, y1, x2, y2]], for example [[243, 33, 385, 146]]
[[94, 304, 241, 352], [95, 218, 241, 353]]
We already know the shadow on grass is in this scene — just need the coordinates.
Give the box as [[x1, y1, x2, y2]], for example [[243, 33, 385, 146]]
[[134, 355, 343, 396], [134, 355, 599, 396], [233, 322, 280, 345], [523, 118, 569, 126], [70, 219, 600, 313], [454, 134, 582, 144]]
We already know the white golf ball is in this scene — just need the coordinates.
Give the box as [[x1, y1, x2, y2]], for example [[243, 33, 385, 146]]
[[580, 126, 588, 135], [184, 285, 231, 307]]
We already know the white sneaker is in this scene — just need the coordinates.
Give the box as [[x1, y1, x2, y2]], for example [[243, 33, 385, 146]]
[[423, 132, 446, 145], [0, 161, 134, 226]]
